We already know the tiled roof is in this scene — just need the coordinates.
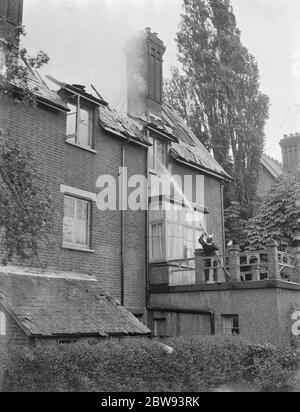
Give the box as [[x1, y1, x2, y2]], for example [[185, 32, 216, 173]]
[[260, 154, 286, 179], [99, 104, 231, 180], [162, 105, 231, 180], [0, 271, 150, 338], [99, 106, 149, 145], [26, 69, 68, 111]]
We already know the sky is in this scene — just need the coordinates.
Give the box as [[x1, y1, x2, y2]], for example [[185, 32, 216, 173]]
[[22, 0, 300, 161]]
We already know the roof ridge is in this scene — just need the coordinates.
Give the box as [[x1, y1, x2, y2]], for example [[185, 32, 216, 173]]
[[263, 153, 283, 166]]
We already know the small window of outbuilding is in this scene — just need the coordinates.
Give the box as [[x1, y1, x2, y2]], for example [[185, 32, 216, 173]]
[[154, 318, 167, 338], [0, 312, 6, 336]]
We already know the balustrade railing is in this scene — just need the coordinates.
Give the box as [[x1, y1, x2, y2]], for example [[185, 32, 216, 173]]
[[166, 242, 298, 287]]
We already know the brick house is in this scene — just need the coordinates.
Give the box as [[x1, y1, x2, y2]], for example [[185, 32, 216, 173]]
[[0, 0, 299, 348], [0, 0, 230, 345], [257, 133, 300, 200]]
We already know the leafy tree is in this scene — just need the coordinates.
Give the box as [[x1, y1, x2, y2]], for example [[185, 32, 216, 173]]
[[0, 27, 52, 264], [0, 25, 49, 105], [245, 169, 300, 250], [164, 0, 269, 227], [224, 201, 247, 245]]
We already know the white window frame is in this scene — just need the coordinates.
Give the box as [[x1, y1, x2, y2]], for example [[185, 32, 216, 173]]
[[149, 197, 207, 262], [0, 311, 6, 336], [148, 136, 168, 175], [222, 315, 240, 336], [62, 195, 92, 252], [66, 95, 94, 150]]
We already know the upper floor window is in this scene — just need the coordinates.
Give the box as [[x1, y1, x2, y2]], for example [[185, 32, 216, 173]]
[[148, 136, 168, 174], [0, 311, 6, 336], [63, 195, 91, 250], [66, 97, 94, 149]]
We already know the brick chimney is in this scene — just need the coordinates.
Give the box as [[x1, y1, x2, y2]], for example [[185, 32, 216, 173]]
[[280, 133, 300, 173], [124, 27, 166, 120], [0, 0, 23, 45]]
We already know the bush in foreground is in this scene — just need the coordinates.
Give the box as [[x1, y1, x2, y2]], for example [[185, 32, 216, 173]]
[[0, 335, 299, 392]]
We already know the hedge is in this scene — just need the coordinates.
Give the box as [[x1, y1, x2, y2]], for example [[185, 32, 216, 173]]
[[0, 335, 299, 392]]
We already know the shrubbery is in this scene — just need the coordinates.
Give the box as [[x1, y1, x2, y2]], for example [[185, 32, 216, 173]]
[[0, 335, 299, 392]]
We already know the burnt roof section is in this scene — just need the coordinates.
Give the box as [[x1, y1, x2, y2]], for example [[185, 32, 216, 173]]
[[46, 75, 108, 107], [260, 154, 286, 179], [0, 272, 150, 338], [26, 69, 69, 111], [99, 103, 230, 179], [99, 105, 149, 145], [162, 104, 231, 180]]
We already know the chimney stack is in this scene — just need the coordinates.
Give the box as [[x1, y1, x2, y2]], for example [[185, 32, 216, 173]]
[[280, 133, 300, 173], [0, 0, 23, 45], [124, 27, 166, 120]]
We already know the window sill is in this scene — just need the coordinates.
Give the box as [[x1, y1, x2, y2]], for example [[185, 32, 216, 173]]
[[62, 244, 95, 253], [65, 140, 97, 154]]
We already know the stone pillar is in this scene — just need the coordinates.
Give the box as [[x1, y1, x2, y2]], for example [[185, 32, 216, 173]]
[[267, 241, 280, 280], [195, 249, 206, 284], [228, 245, 241, 282]]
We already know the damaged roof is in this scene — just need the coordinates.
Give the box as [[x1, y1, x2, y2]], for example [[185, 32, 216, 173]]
[[260, 154, 286, 179], [27, 69, 68, 111], [99, 105, 149, 145], [0, 272, 150, 338], [99, 103, 231, 180], [162, 104, 231, 180]]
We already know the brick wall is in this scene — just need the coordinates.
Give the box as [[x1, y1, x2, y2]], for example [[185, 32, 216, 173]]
[[0, 94, 147, 313], [257, 165, 276, 200], [150, 284, 300, 347], [0, 307, 29, 348]]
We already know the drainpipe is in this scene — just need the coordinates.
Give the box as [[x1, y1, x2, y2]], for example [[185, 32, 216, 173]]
[[120, 136, 131, 306], [220, 181, 226, 254], [145, 128, 150, 309]]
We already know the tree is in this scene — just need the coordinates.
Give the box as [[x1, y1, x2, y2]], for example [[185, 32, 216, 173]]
[[245, 169, 300, 250], [224, 201, 247, 245], [0, 25, 49, 105], [0, 26, 52, 264], [164, 0, 269, 225]]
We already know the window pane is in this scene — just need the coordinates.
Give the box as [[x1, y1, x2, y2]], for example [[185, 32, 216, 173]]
[[156, 139, 166, 173], [75, 200, 89, 246], [167, 236, 182, 259], [167, 223, 182, 237], [183, 227, 194, 258], [66, 104, 77, 141], [78, 108, 91, 147], [148, 137, 155, 170], [150, 223, 164, 259], [63, 197, 75, 244], [63, 197, 90, 248]]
